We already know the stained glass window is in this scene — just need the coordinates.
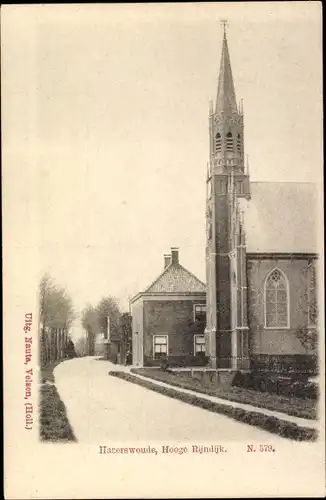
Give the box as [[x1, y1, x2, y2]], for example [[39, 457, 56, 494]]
[[265, 269, 289, 328]]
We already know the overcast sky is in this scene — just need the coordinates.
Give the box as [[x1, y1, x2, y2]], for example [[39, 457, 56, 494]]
[[3, 3, 322, 339]]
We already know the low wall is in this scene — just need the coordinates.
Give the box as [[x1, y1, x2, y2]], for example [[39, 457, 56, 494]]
[[172, 369, 238, 389], [143, 354, 209, 368]]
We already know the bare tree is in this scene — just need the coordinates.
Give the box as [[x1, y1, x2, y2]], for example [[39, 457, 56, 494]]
[[39, 273, 76, 329], [119, 312, 132, 364], [95, 296, 121, 360], [75, 335, 88, 357], [81, 305, 99, 355], [96, 296, 121, 338], [39, 273, 76, 366]]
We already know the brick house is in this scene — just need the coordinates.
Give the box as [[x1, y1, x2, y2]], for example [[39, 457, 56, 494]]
[[131, 248, 206, 367]]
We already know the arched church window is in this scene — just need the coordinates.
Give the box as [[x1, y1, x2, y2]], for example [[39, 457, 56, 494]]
[[226, 132, 233, 152], [264, 269, 289, 328], [215, 133, 221, 154], [237, 133, 241, 153]]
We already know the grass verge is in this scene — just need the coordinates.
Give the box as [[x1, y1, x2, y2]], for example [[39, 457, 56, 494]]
[[40, 385, 77, 442], [40, 360, 63, 384], [131, 368, 317, 420], [40, 360, 76, 442], [109, 371, 317, 442]]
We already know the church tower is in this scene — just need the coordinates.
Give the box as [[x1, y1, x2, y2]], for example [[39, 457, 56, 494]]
[[205, 23, 250, 369]]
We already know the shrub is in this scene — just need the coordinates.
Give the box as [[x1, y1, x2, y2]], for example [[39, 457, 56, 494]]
[[292, 381, 318, 399], [143, 355, 161, 367], [107, 353, 118, 364], [232, 371, 318, 400], [144, 354, 209, 368], [250, 354, 318, 376], [160, 357, 170, 371]]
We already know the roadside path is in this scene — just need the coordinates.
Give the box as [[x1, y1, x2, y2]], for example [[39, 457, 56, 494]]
[[54, 357, 293, 442]]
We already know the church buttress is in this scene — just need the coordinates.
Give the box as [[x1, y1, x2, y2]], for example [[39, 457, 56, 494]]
[[205, 23, 250, 370]]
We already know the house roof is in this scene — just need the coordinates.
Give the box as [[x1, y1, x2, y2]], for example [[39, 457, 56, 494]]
[[143, 263, 206, 295], [239, 182, 318, 254]]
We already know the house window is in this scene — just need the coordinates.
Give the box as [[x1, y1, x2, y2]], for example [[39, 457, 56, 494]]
[[194, 304, 206, 322], [264, 269, 289, 328], [153, 335, 168, 359], [194, 335, 206, 355], [307, 264, 317, 327]]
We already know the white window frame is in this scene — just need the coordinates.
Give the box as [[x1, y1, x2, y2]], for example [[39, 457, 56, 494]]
[[264, 268, 290, 329], [193, 303, 206, 322], [193, 334, 206, 355], [152, 335, 168, 360]]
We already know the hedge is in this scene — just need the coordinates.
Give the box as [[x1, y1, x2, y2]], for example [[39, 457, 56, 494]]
[[232, 371, 319, 399], [131, 368, 316, 420], [109, 371, 317, 442], [250, 354, 318, 375], [143, 354, 209, 368]]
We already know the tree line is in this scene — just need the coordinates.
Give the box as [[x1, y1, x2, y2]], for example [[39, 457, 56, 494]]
[[39, 273, 132, 366], [81, 297, 132, 362], [39, 273, 77, 367]]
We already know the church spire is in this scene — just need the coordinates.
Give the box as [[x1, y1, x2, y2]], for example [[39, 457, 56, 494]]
[[215, 21, 238, 115]]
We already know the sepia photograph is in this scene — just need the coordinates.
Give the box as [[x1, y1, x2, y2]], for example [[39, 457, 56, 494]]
[[2, 2, 324, 498]]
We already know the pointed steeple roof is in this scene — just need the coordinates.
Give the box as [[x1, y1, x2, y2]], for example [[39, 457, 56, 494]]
[[215, 31, 238, 115]]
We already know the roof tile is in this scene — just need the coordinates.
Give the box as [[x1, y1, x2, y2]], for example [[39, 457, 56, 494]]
[[144, 264, 206, 294]]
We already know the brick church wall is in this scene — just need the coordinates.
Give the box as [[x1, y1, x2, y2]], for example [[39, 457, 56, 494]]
[[247, 257, 313, 356]]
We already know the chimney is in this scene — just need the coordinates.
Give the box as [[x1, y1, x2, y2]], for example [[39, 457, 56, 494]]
[[171, 247, 179, 265], [164, 254, 172, 269]]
